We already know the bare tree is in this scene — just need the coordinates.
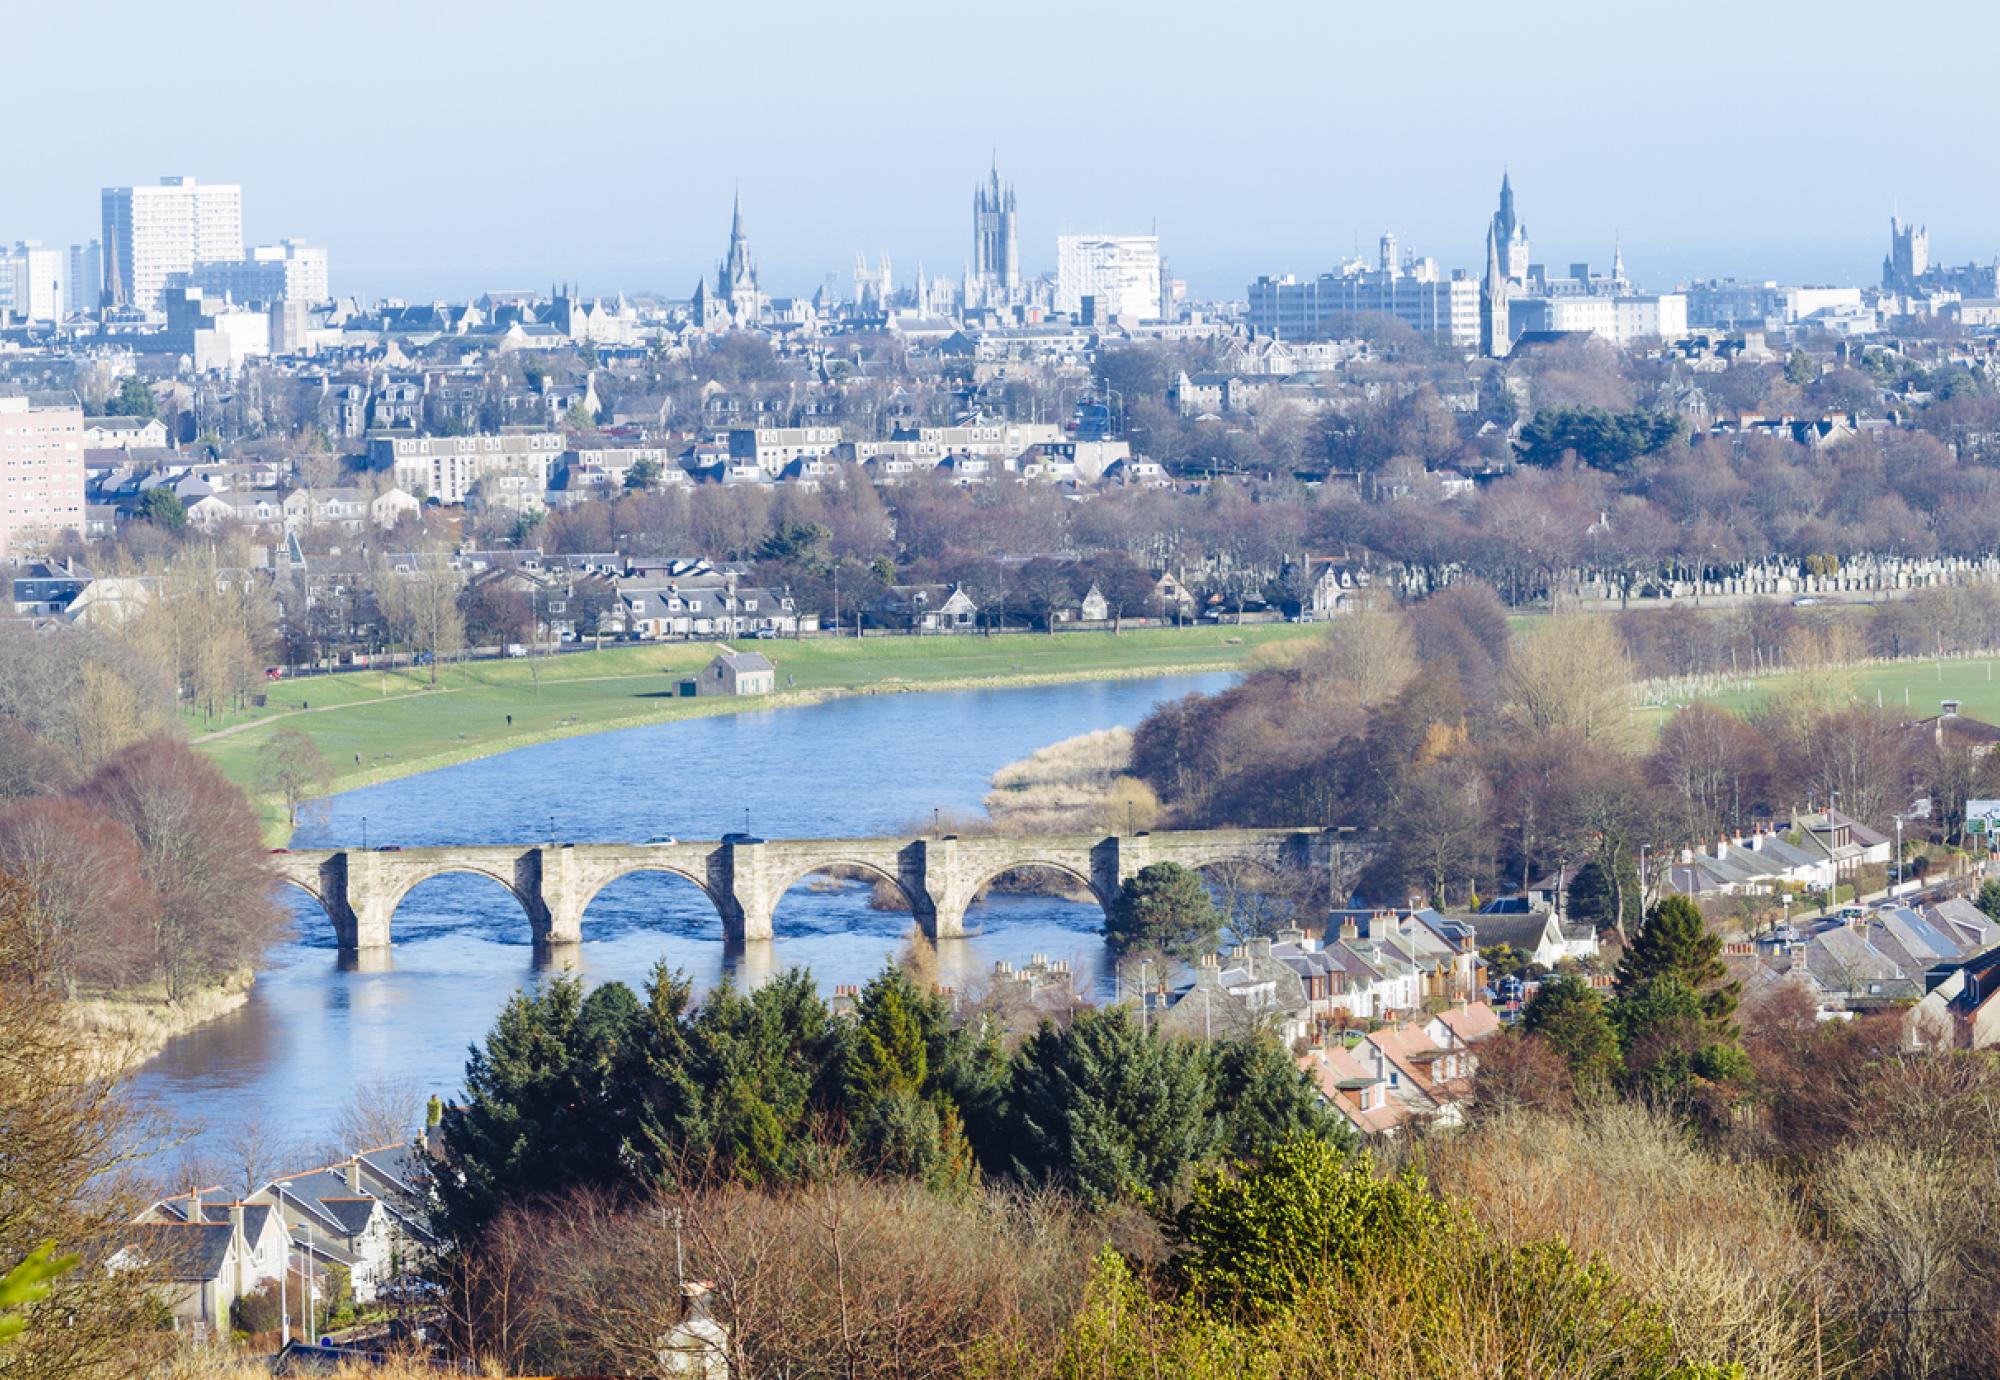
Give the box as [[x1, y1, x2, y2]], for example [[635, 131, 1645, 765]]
[[256, 727, 331, 829]]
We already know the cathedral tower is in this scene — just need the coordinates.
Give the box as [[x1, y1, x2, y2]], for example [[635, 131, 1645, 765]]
[[972, 155, 1020, 304]]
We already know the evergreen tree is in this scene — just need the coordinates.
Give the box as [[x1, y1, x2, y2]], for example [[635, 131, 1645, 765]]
[[1521, 974, 1621, 1099], [1566, 854, 1640, 935], [105, 375, 156, 419], [1171, 1137, 1449, 1317], [842, 966, 975, 1188], [1005, 1006, 1215, 1206], [1976, 877, 2000, 921], [680, 970, 840, 1186], [1104, 861, 1222, 960], [1207, 1035, 1351, 1159], [435, 977, 644, 1242], [1617, 894, 1735, 1023]]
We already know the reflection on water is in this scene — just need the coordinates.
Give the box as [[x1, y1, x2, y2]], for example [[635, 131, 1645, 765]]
[[128, 672, 1229, 1157]]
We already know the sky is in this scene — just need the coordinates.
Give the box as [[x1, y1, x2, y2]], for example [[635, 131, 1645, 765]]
[[11, 0, 2000, 303]]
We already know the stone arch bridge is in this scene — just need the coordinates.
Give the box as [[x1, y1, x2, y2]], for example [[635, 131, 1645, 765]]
[[271, 829, 1332, 954]]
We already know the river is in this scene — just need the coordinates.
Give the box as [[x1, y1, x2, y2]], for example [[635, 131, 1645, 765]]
[[126, 672, 1229, 1157]]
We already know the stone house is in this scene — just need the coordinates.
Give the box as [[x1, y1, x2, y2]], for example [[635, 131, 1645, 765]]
[[118, 1191, 290, 1336], [866, 583, 979, 633], [682, 651, 776, 698], [250, 1144, 436, 1304]]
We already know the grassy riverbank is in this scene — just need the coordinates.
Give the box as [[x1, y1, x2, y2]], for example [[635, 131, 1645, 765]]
[[193, 625, 1315, 825], [63, 968, 256, 1076]]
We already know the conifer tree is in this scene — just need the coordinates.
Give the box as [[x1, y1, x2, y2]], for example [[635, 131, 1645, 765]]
[[1005, 1006, 1215, 1205], [1104, 861, 1222, 960]]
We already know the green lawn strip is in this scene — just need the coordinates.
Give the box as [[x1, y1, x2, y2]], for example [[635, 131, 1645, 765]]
[[201, 625, 1314, 830]]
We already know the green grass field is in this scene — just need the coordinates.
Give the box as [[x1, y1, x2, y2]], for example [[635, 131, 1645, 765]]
[[1637, 655, 2000, 734], [194, 624, 1317, 823]]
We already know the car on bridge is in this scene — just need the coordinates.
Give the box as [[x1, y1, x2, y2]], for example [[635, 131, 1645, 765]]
[[640, 834, 679, 846], [722, 832, 766, 845]]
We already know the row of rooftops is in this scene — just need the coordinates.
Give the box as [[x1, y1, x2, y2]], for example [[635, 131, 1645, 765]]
[[125, 1140, 434, 1285]]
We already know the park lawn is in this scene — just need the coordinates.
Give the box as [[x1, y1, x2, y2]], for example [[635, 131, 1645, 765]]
[[1635, 654, 2000, 735], [198, 623, 1317, 821]]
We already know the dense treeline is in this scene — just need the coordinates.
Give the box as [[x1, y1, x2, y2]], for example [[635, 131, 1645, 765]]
[[1129, 586, 1997, 912], [0, 626, 285, 999], [433, 963, 1340, 1246]]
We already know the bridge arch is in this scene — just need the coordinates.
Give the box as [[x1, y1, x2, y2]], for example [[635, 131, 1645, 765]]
[[769, 857, 923, 921], [960, 857, 1112, 917], [571, 863, 730, 934], [382, 865, 540, 938], [273, 873, 330, 913]]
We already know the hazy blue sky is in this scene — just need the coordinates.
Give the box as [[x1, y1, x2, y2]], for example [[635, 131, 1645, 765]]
[[13, 0, 1998, 301]]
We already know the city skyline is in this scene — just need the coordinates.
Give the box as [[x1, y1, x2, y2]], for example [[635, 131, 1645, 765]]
[[11, 0, 1999, 302]]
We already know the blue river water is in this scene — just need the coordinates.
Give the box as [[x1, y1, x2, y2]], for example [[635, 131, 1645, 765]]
[[124, 673, 1229, 1156]]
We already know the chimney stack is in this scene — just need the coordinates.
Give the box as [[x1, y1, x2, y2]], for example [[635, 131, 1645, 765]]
[[345, 1159, 361, 1192]]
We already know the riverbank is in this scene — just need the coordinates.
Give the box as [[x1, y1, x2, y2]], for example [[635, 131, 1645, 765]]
[[193, 626, 1311, 828], [64, 968, 255, 1077]]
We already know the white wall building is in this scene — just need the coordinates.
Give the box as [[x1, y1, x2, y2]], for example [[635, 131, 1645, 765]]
[[101, 176, 244, 313], [369, 431, 564, 504], [187, 239, 328, 304], [1509, 291, 1687, 346], [1247, 267, 1480, 347], [0, 242, 67, 322], [1055, 234, 1162, 319]]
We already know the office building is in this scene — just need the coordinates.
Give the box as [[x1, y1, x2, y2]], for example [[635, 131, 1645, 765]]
[[1055, 234, 1162, 319], [68, 241, 102, 315], [1247, 264, 1480, 346], [0, 242, 65, 322], [1507, 292, 1687, 345], [101, 176, 244, 313], [186, 239, 328, 304], [0, 393, 86, 559]]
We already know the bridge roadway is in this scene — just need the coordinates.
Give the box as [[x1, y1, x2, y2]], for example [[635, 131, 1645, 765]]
[[271, 828, 1331, 953]]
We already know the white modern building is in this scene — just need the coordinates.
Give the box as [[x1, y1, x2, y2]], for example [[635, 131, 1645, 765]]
[[101, 176, 244, 313], [1508, 291, 1688, 346], [1055, 234, 1163, 319], [0, 242, 65, 322], [186, 238, 328, 304], [1247, 266, 1481, 347], [369, 431, 564, 505]]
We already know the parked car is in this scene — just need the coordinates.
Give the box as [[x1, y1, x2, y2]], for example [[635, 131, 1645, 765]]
[[751, 628, 779, 639], [504, 644, 528, 658]]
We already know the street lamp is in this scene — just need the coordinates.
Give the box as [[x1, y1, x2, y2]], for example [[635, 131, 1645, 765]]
[[1138, 960, 1152, 1034], [361, 816, 368, 850]]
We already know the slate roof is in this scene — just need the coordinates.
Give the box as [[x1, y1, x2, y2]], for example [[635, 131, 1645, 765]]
[[124, 1222, 234, 1281]]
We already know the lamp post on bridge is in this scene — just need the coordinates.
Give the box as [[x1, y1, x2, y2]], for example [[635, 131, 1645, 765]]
[[361, 816, 367, 850]]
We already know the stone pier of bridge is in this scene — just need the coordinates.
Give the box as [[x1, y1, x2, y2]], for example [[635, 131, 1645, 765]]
[[270, 828, 1331, 956]]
